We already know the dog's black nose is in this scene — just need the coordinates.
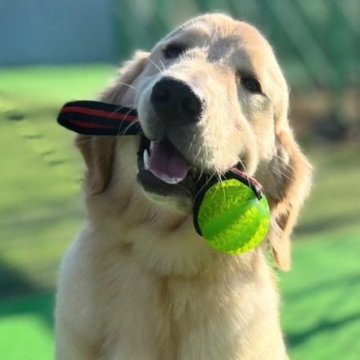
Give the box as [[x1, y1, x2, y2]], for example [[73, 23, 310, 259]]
[[151, 77, 203, 124]]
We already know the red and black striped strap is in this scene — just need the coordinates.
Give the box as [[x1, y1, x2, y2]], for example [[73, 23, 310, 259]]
[[57, 100, 141, 136]]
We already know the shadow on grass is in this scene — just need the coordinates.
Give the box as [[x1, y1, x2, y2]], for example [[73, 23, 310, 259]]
[[286, 312, 360, 347], [0, 262, 54, 329], [296, 212, 360, 235]]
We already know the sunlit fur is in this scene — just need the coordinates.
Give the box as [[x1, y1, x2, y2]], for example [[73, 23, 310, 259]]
[[56, 14, 312, 359]]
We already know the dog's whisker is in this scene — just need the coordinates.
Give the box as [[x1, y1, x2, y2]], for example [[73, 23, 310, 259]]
[[107, 105, 136, 120], [146, 58, 163, 74], [272, 153, 295, 171], [119, 119, 142, 136], [98, 104, 137, 137], [193, 172, 217, 200], [215, 171, 228, 203], [158, 59, 166, 71], [194, 144, 203, 165], [272, 167, 293, 182], [270, 154, 294, 177], [196, 167, 205, 185], [189, 133, 197, 153], [117, 81, 137, 92], [237, 158, 253, 190]]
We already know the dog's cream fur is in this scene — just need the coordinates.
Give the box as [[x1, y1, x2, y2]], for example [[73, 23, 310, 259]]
[[56, 14, 312, 359]]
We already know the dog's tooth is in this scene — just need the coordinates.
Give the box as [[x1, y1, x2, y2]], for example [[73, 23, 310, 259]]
[[161, 175, 183, 184], [143, 149, 150, 170]]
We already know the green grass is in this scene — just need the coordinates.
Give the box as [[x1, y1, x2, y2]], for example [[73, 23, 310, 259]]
[[0, 65, 115, 359], [0, 66, 359, 359], [281, 236, 360, 360], [0, 293, 54, 360]]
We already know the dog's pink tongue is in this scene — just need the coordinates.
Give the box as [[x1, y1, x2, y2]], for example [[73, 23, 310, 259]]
[[148, 141, 190, 184]]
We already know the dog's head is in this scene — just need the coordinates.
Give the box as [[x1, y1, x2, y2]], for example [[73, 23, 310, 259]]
[[77, 14, 311, 271]]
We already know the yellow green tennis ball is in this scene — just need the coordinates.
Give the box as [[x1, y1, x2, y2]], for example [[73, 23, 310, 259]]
[[193, 178, 270, 255]]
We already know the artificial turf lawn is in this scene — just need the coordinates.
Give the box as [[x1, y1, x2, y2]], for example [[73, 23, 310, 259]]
[[0, 65, 359, 359]]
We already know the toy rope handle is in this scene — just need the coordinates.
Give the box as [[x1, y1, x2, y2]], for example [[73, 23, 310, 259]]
[[57, 100, 141, 136]]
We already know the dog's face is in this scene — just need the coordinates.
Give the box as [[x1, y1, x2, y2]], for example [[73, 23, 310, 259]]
[[77, 14, 311, 271], [126, 15, 289, 210]]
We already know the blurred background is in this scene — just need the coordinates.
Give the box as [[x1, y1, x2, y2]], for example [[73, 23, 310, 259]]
[[0, 0, 359, 359]]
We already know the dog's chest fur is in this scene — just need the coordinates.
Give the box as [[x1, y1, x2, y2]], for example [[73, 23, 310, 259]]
[[58, 227, 287, 360]]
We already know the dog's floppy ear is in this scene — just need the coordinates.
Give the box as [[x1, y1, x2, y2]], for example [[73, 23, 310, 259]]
[[76, 51, 150, 194], [265, 126, 312, 270]]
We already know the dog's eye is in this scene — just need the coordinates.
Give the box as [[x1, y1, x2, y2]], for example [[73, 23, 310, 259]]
[[241, 76, 262, 93], [163, 44, 185, 59]]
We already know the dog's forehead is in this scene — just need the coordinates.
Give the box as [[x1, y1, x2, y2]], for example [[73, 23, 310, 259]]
[[166, 16, 268, 48], [155, 15, 272, 67], [146, 14, 285, 97]]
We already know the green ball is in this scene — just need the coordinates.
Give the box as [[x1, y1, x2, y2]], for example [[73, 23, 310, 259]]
[[196, 179, 270, 255]]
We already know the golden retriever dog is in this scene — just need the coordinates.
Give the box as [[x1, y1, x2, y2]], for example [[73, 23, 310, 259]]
[[55, 13, 312, 359]]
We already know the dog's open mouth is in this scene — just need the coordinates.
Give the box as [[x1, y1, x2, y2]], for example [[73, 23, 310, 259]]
[[136, 135, 256, 207], [137, 136, 199, 200], [143, 138, 190, 184]]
